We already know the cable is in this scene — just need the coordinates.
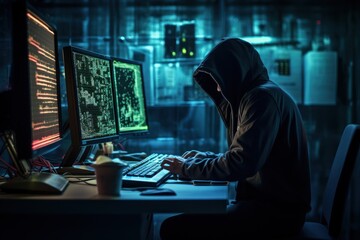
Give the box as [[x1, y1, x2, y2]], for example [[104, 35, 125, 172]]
[[0, 135, 7, 156], [0, 132, 19, 178], [115, 137, 128, 151], [0, 156, 17, 178], [0, 156, 17, 172], [64, 176, 97, 186], [31, 156, 58, 174]]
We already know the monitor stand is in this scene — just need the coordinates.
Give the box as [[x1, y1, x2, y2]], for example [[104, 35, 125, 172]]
[[57, 145, 96, 175], [0, 134, 69, 194], [0, 172, 69, 194]]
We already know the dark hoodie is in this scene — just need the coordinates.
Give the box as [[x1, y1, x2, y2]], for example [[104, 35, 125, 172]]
[[184, 38, 311, 213]]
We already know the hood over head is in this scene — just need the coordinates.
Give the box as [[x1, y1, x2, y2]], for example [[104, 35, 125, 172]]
[[193, 38, 269, 109]]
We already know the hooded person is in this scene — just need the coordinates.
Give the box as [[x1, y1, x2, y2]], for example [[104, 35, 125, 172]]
[[160, 38, 311, 239]]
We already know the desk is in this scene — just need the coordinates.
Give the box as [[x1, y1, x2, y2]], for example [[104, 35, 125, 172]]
[[0, 180, 229, 240], [0, 181, 228, 214]]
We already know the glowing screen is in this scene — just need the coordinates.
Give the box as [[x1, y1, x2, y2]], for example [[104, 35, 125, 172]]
[[72, 52, 117, 140], [27, 10, 61, 151], [112, 59, 149, 134]]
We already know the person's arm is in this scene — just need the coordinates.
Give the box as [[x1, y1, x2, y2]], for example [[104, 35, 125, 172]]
[[182, 150, 220, 159], [162, 91, 281, 181]]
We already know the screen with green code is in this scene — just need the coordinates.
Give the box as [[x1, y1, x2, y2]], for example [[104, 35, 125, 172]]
[[112, 59, 149, 135]]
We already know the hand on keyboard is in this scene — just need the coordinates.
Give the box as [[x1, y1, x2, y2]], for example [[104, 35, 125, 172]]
[[122, 153, 175, 188], [160, 155, 186, 175], [182, 150, 205, 158]]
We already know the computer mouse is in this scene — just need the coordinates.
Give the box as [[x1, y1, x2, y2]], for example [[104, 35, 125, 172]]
[[140, 188, 176, 196]]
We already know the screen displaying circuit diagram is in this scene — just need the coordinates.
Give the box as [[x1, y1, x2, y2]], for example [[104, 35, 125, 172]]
[[73, 52, 117, 140], [112, 60, 149, 133]]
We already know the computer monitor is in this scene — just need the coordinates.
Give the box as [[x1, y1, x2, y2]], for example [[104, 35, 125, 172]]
[[60, 46, 119, 173], [111, 57, 150, 136], [0, 0, 68, 194]]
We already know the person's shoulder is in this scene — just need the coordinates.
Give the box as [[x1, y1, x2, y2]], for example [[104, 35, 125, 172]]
[[256, 81, 280, 91], [254, 81, 298, 107], [245, 81, 294, 105], [247, 82, 278, 97], [255, 81, 290, 97], [243, 85, 276, 105]]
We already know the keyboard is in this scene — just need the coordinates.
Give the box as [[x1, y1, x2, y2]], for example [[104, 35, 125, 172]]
[[122, 153, 174, 188]]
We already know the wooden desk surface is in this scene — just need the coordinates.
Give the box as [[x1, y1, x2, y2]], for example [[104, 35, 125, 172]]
[[0, 180, 229, 215]]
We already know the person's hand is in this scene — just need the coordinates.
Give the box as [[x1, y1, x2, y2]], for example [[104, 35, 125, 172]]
[[182, 150, 207, 159], [161, 156, 186, 175]]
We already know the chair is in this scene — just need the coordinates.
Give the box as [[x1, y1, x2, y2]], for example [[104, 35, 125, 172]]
[[292, 124, 360, 240]]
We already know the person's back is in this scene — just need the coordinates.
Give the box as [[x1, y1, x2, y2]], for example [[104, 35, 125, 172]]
[[160, 38, 311, 239], [234, 81, 311, 214]]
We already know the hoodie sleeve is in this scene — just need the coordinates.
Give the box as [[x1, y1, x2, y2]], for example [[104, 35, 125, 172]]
[[181, 89, 281, 181]]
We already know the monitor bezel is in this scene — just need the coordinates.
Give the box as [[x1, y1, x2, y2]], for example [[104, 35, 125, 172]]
[[110, 57, 150, 137], [10, 0, 62, 162]]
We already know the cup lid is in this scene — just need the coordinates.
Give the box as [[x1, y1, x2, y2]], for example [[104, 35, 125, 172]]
[[92, 155, 128, 168]]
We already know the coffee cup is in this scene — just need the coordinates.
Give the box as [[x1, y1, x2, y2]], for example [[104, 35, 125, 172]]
[[92, 155, 128, 196]]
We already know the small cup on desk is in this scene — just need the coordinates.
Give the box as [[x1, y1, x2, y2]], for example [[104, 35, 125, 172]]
[[92, 155, 128, 196]]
